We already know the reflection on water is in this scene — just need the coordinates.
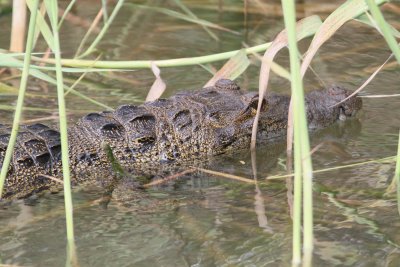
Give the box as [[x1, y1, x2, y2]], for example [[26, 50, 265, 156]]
[[1, 0, 400, 266]]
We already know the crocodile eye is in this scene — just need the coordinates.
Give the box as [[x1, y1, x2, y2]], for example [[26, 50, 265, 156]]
[[248, 96, 267, 113], [208, 111, 223, 123]]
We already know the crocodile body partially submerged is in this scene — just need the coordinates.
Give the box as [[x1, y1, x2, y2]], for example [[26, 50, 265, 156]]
[[0, 79, 362, 199]]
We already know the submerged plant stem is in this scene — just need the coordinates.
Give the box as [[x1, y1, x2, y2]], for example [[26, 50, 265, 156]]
[[267, 156, 396, 180], [0, 0, 39, 197]]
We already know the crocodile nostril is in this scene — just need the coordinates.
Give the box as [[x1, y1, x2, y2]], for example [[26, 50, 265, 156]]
[[339, 108, 347, 121]]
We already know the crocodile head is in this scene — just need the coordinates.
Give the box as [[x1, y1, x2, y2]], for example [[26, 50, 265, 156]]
[[208, 79, 362, 151], [301, 85, 362, 129]]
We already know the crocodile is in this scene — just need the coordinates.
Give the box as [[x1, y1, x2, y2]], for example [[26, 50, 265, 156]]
[[0, 79, 362, 199]]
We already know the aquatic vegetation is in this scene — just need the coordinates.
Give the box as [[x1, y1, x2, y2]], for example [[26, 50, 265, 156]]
[[0, 0, 398, 266]]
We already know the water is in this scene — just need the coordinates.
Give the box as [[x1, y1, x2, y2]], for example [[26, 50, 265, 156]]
[[1, 1, 400, 266]]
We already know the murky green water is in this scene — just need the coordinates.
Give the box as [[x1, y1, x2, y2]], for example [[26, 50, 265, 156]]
[[1, 1, 400, 266]]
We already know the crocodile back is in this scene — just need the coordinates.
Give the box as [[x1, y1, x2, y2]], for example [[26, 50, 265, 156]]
[[65, 80, 254, 175]]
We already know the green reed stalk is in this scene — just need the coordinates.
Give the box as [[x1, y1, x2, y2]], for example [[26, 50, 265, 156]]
[[34, 42, 273, 68], [45, 0, 75, 249], [396, 130, 400, 215], [281, 0, 314, 266], [365, 1, 400, 62], [58, 0, 77, 27], [76, 0, 125, 59], [0, 0, 39, 197], [365, 0, 400, 216], [173, 0, 218, 41], [101, 0, 109, 22], [292, 138, 302, 266]]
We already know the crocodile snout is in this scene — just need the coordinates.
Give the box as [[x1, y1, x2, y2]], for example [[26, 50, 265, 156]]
[[327, 86, 362, 118]]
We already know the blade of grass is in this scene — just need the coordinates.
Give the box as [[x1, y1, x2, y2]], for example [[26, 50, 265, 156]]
[[300, 0, 388, 77], [26, 0, 54, 51], [0, 53, 112, 109], [101, 0, 109, 22], [44, 0, 76, 262], [0, 63, 123, 72], [31, 69, 112, 110], [0, 0, 39, 197], [74, 8, 104, 57], [64, 55, 103, 97], [173, 0, 219, 41], [125, 3, 238, 35], [33, 42, 274, 68], [42, 71, 113, 109], [266, 156, 396, 180], [77, 0, 125, 58], [0, 81, 18, 94], [27, 15, 316, 70], [31, 14, 320, 70], [196, 167, 255, 184], [58, 0, 77, 27], [9, 0, 26, 53], [0, 104, 54, 112], [198, 63, 215, 75], [365, 1, 400, 62], [396, 130, 400, 216], [281, 1, 314, 266], [365, 0, 400, 216], [356, 13, 400, 38], [204, 48, 250, 87], [331, 53, 393, 107], [361, 94, 400, 98], [145, 62, 166, 102], [32, 3, 48, 50]]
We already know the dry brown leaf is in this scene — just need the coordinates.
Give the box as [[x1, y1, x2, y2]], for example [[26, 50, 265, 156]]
[[145, 62, 166, 102], [204, 49, 250, 87]]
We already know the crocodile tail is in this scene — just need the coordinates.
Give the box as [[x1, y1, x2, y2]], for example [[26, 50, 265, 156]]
[[0, 123, 62, 199]]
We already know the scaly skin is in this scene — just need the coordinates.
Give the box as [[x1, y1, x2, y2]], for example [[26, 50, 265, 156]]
[[0, 79, 362, 199]]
